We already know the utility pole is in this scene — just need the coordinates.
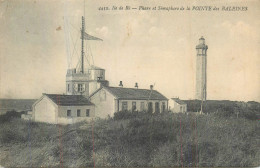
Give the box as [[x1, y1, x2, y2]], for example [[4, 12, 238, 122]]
[[200, 99, 203, 114], [200, 84, 206, 114]]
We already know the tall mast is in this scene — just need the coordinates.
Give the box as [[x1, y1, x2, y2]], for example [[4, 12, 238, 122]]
[[81, 16, 85, 73]]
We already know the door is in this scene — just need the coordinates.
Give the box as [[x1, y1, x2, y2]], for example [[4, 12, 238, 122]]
[[148, 102, 153, 113], [155, 102, 160, 113], [162, 102, 166, 112]]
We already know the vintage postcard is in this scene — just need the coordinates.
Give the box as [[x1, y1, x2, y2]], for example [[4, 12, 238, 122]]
[[0, 0, 259, 167]]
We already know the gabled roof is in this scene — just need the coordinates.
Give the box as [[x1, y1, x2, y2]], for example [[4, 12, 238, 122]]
[[171, 98, 186, 105], [44, 94, 94, 106], [101, 87, 168, 100]]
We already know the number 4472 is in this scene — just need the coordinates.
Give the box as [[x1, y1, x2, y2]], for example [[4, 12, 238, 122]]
[[98, 7, 109, 10]]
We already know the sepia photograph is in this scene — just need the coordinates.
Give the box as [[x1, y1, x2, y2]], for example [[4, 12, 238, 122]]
[[0, 0, 259, 167]]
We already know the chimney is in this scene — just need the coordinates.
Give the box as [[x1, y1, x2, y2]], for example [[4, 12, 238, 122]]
[[119, 81, 123, 87], [150, 85, 153, 90], [135, 82, 138, 89]]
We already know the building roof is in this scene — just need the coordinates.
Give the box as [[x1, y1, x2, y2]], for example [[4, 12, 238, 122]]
[[89, 65, 104, 70], [171, 98, 186, 105], [199, 36, 205, 40], [44, 94, 94, 106], [103, 87, 168, 100]]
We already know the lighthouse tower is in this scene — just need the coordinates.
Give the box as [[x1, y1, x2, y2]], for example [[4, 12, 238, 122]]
[[195, 37, 208, 101]]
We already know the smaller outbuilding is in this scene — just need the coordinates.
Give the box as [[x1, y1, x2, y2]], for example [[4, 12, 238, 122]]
[[169, 98, 187, 113], [32, 94, 95, 124]]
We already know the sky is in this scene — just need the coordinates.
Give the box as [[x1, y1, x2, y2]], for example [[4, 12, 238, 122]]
[[0, 0, 259, 101]]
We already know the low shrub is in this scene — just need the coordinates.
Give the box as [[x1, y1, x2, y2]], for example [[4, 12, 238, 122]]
[[0, 108, 259, 167], [0, 119, 27, 144], [0, 110, 23, 123]]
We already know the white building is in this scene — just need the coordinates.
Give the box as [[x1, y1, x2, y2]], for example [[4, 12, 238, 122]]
[[89, 85, 168, 118], [30, 16, 169, 124], [169, 98, 187, 113], [66, 65, 109, 97], [32, 94, 95, 124]]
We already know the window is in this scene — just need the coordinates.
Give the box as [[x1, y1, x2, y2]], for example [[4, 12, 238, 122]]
[[180, 106, 183, 112], [77, 109, 81, 117], [132, 102, 136, 112], [86, 109, 90, 117], [78, 84, 83, 92], [67, 84, 70, 92], [67, 110, 71, 117], [100, 71, 104, 78], [140, 102, 145, 111], [122, 102, 128, 111]]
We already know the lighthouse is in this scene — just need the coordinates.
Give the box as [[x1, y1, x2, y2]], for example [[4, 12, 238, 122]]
[[195, 37, 208, 101]]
